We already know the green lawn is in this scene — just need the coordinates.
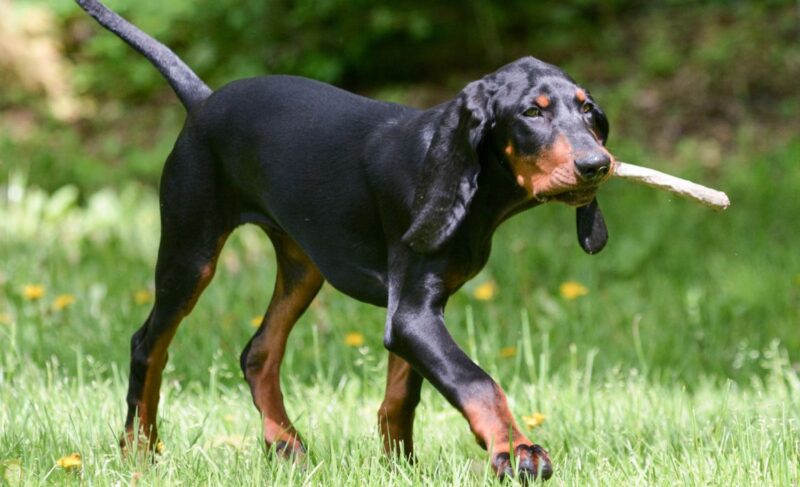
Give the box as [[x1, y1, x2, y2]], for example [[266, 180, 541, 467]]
[[1, 140, 799, 484], [1, 341, 798, 485]]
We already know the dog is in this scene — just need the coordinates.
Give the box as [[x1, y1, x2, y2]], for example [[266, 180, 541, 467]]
[[76, 0, 615, 481]]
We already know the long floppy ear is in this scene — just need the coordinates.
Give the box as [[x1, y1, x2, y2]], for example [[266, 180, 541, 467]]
[[594, 105, 610, 144], [402, 81, 494, 253]]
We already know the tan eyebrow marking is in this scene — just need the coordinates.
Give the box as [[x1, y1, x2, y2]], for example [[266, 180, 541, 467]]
[[534, 95, 550, 108], [575, 89, 587, 103]]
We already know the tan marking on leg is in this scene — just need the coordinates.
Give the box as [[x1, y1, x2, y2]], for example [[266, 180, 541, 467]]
[[130, 235, 229, 449], [378, 353, 421, 459], [460, 384, 555, 479], [460, 384, 530, 454], [244, 235, 323, 456]]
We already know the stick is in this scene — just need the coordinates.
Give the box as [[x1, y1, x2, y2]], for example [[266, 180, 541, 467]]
[[611, 161, 730, 210]]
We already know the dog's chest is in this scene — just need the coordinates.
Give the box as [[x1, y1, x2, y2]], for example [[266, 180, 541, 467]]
[[442, 238, 493, 292]]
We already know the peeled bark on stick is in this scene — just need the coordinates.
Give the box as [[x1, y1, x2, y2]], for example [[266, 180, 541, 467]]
[[611, 161, 730, 210]]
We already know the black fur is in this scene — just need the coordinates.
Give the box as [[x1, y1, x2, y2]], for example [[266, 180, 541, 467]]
[[76, 0, 615, 481], [402, 80, 494, 253], [76, 0, 210, 109]]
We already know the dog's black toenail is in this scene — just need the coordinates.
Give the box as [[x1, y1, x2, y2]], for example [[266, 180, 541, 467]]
[[539, 459, 553, 480], [493, 452, 513, 479], [532, 444, 553, 480]]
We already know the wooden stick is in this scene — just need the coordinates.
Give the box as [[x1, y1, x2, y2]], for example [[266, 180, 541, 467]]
[[611, 161, 730, 210]]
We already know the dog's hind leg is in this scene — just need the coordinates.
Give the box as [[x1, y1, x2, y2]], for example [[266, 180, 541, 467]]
[[240, 230, 324, 459], [122, 142, 233, 452], [378, 352, 423, 459]]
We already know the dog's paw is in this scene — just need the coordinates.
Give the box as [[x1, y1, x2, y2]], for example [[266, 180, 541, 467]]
[[118, 430, 162, 461], [492, 444, 552, 482], [272, 439, 307, 462]]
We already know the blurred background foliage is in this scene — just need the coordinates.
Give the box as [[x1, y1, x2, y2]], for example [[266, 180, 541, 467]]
[[1, 0, 798, 192], [1, 0, 799, 385]]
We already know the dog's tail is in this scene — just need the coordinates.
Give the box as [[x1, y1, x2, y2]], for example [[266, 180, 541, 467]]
[[75, 0, 212, 111]]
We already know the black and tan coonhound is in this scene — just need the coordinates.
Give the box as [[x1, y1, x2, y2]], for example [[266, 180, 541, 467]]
[[77, 0, 616, 481]]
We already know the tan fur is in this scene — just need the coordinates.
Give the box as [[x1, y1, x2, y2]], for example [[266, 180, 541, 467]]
[[126, 234, 230, 448], [461, 386, 530, 453], [507, 135, 580, 198], [378, 353, 419, 457]]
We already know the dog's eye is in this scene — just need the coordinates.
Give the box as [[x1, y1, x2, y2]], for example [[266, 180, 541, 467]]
[[581, 103, 594, 114], [522, 107, 542, 117]]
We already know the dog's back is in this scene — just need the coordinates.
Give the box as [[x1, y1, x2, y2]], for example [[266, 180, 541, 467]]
[[191, 75, 419, 303]]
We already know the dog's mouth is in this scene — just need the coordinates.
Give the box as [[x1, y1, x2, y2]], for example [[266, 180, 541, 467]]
[[545, 187, 598, 206], [525, 158, 611, 206], [533, 161, 615, 207], [509, 143, 615, 207], [507, 145, 614, 255]]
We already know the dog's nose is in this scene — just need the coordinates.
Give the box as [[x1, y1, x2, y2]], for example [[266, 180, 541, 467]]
[[574, 152, 611, 182]]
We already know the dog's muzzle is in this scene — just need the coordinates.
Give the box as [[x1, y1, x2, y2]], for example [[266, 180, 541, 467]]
[[574, 152, 611, 182]]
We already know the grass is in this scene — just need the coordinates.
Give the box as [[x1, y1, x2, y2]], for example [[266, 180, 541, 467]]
[[1, 334, 798, 485], [1, 140, 800, 484]]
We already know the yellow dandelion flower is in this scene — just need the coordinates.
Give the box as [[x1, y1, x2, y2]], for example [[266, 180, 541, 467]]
[[56, 452, 81, 471], [156, 440, 166, 454], [344, 332, 365, 347], [559, 281, 588, 300], [522, 412, 546, 429], [473, 281, 498, 301], [250, 316, 263, 328], [22, 284, 45, 301], [499, 346, 517, 358], [133, 289, 152, 305], [52, 294, 76, 311]]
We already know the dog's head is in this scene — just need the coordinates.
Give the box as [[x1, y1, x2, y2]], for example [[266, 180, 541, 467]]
[[403, 57, 613, 254]]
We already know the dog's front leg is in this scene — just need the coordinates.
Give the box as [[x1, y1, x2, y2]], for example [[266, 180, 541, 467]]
[[383, 256, 553, 481]]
